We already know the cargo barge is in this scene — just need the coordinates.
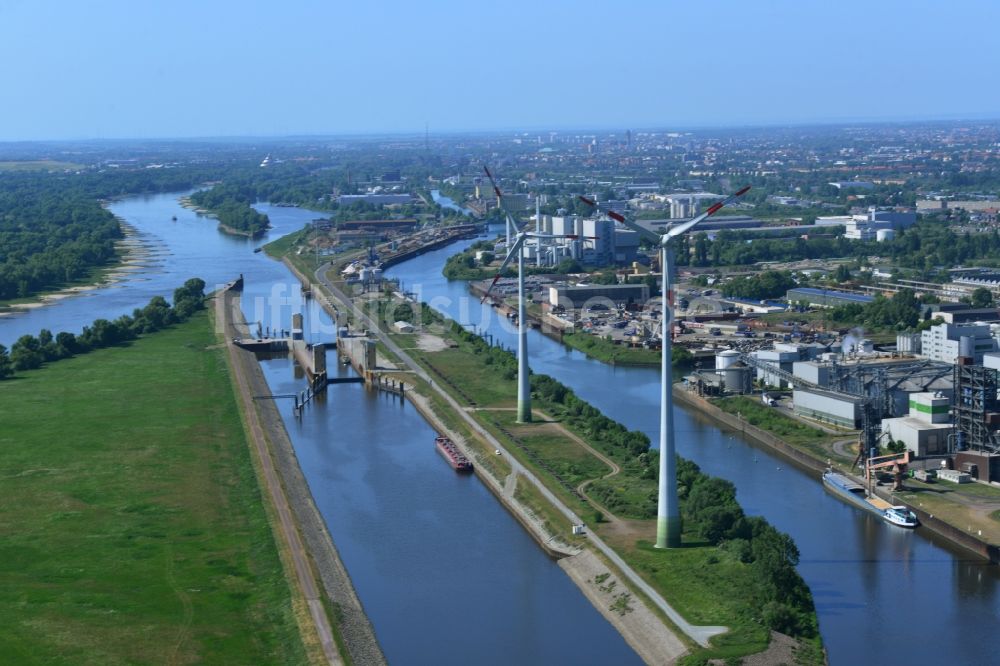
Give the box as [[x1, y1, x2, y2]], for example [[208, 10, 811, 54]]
[[435, 436, 473, 472], [823, 470, 918, 528]]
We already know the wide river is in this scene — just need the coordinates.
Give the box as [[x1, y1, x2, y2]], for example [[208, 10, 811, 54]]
[[0, 193, 640, 665], [4, 192, 999, 664]]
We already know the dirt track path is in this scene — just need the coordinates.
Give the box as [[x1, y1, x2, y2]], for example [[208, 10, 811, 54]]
[[219, 286, 386, 666]]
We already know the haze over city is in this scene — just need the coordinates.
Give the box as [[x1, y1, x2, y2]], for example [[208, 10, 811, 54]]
[[2, 0, 1000, 140], [6, 3, 1000, 665]]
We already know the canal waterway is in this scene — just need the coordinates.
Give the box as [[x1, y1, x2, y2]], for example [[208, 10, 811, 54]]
[[382, 235, 1000, 666], [0, 193, 641, 665]]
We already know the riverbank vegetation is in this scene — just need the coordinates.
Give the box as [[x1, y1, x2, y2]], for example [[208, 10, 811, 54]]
[[367, 294, 822, 663], [0, 279, 206, 379], [189, 185, 270, 237], [561, 331, 692, 367], [0, 309, 307, 663], [0, 185, 122, 301], [0, 163, 239, 303]]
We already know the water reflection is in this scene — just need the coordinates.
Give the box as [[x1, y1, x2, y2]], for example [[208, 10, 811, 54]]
[[383, 232, 1000, 666]]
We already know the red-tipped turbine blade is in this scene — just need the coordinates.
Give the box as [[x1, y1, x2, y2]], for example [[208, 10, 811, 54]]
[[481, 273, 503, 303], [607, 210, 625, 223], [578, 195, 596, 207], [662, 184, 752, 242]]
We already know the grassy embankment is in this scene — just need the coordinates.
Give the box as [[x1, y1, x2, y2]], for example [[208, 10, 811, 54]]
[[712, 396, 851, 464], [561, 330, 695, 367], [0, 311, 309, 664], [368, 294, 823, 665], [270, 231, 822, 663]]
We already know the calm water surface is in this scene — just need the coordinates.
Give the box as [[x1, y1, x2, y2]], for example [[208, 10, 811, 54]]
[[0, 193, 641, 665], [385, 235, 1000, 666]]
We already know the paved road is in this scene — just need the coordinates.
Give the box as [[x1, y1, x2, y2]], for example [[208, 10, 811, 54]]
[[314, 264, 727, 648], [219, 289, 341, 665]]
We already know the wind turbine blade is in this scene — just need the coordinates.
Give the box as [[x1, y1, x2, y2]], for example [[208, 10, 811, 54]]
[[481, 235, 526, 302], [661, 185, 751, 242], [577, 195, 658, 242], [484, 166, 523, 234]]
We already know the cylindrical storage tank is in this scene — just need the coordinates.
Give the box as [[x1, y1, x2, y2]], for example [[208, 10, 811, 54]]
[[960, 335, 975, 360], [876, 229, 895, 242], [716, 349, 740, 371], [359, 267, 372, 282], [372, 268, 383, 282], [724, 364, 745, 392]]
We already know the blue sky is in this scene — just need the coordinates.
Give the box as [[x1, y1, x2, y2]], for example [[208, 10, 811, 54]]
[[2, 0, 998, 140]]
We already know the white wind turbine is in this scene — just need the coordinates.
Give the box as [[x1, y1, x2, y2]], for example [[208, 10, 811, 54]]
[[580, 185, 750, 547], [482, 166, 589, 423]]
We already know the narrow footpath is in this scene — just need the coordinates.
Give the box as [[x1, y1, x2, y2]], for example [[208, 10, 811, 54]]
[[313, 262, 725, 651], [218, 286, 386, 666]]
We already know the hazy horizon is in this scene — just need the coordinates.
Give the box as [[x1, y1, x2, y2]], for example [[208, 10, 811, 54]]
[[2, 0, 998, 142]]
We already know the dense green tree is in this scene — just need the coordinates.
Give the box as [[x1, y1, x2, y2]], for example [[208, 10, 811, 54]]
[[10, 335, 43, 371], [556, 258, 583, 274], [971, 287, 995, 308], [722, 270, 796, 300], [0, 344, 12, 379]]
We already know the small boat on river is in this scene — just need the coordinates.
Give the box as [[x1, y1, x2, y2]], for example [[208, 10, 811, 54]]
[[822, 470, 919, 528], [883, 505, 919, 528]]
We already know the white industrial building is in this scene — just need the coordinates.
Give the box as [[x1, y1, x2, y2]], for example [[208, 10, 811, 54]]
[[881, 392, 952, 456], [984, 352, 1000, 372], [533, 213, 637, 267], [793, 388, 865, 429], [750, 342, 839, 388], [816, 208, 916, 241], [582, 218, 615, 266], [920, 322, 998, 364]]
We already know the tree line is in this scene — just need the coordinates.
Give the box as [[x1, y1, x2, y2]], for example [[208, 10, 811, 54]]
[[0, 183, 122, 300], [0, 279, 206, 379], [0, 165, 231, 302], [189, 184, 270, 237], [448, 321, 817, 639]]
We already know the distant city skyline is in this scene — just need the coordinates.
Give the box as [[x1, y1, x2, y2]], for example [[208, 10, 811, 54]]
[[2, 0, 999, 141]]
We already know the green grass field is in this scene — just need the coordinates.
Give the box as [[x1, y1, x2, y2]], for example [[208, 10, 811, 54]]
[[561, 331, 662, 366], [0, 311, 306, 664], [0, 160, 85, 172]]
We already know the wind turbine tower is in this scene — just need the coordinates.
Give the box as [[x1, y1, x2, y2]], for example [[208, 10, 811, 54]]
[[581, 185, 750, 547], [483, 167, 588, 423]]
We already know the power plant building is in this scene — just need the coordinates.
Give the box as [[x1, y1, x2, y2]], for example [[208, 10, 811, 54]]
[[920, 322, 998, 364], [881, 392, 953, 456]]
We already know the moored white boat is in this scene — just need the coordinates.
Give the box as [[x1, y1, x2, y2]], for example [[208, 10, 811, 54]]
[[883, 506, 919, 528]]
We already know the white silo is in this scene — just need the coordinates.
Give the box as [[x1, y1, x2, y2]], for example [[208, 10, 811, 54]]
[[715, 349, 740, 371], [876, 229, 895, 242], [716, 349, 743, 392]]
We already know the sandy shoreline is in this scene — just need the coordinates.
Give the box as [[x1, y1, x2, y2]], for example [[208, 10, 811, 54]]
[[0, 217, 152, 316]]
